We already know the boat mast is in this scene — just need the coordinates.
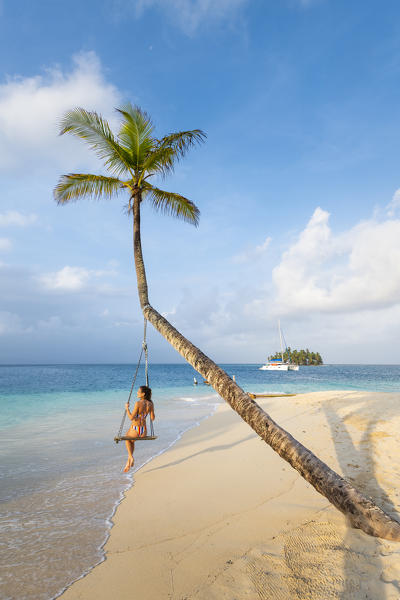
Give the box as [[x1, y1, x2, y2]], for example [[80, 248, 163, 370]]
[[278, 319, 284, 362]]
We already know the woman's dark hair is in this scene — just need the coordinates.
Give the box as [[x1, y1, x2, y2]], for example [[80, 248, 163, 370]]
[[138, 385, 152, 402]]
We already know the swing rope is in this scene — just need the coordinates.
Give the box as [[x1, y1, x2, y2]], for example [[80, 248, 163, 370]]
[[114, 318, 155, 443]]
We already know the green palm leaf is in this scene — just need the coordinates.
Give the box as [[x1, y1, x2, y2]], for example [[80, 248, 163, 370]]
[[116, 105, 155, 169], [54, 173, 124, 204], [159, 130, 207, 159], [144, 184, 200, 226], [139, 146, 176, 180], [60, 108, 133, 178], [56, 104, 204, 227]]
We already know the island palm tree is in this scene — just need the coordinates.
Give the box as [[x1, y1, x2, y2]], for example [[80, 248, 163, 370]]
[[54, 104, 400, 541]]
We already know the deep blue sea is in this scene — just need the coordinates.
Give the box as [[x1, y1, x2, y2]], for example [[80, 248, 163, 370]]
[[0, 363, 399, 600]]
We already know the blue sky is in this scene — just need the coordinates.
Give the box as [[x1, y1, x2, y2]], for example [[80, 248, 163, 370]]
[[1, 0, 400, 364]]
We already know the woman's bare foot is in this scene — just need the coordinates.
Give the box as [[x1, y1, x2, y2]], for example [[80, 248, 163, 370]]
[[123, 457, 134, 473]]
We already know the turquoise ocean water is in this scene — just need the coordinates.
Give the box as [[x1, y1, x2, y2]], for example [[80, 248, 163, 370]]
[[1, 363, 399, 600]]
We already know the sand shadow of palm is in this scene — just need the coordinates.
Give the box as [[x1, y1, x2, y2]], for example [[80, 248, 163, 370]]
[[322, 397, 398, 518], [321, 396, 400, 599], [144, 434, 255, 472]]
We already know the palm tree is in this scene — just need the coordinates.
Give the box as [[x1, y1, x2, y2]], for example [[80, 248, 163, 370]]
[[54, 104, 400, 541]]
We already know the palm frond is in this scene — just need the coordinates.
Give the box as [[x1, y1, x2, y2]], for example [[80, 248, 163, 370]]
[[139, 146, 176, 180], [139, 129, 207, 181], [143, 184, 200, 226], [59, 108, 133, 178], [116, 104, 155, 168], [158, 130, 206, 160], [54, 173, 124, 204]]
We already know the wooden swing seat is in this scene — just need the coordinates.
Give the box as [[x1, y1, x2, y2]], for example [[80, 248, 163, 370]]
[[114, 435, 158, 443]]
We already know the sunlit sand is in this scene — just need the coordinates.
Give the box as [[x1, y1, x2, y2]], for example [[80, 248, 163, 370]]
[[62, 390, 400, 599]]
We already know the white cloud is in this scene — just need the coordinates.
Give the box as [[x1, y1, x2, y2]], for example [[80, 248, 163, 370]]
[[40, 266, 91, 291], [162, 199, 400, 363], [386, 188, 400, 217], [0, 211, 37, 227], [234, 235, 272, 263], [134, 0, 248, 33], [0, 51, 121, 172], [0, 238, 11, 251], [38, 264, 122, 293], [271, 206, 400, 315], [255, 236, 272, 254], [0, 260, 147, 362]]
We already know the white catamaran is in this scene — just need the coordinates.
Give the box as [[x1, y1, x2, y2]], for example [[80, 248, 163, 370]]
[[259, 321, 299, 371]]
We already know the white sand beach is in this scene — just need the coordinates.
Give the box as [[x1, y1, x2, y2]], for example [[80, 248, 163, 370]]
[[62, 391, 400, 599]]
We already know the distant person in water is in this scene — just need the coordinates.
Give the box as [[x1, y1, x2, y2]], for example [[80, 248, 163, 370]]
[[123, 385, 155, 473]]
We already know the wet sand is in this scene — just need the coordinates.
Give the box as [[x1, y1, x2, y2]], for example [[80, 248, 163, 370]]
[[61, 391, 400, 599]]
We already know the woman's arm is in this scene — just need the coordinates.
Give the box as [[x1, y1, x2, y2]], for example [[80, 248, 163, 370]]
[[149, 400, 155, 421], [125, 401, 139, 421]]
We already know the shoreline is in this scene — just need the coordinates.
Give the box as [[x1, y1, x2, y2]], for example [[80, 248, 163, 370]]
[[61, 390, 400, 599], [53, 395, 221, 600]]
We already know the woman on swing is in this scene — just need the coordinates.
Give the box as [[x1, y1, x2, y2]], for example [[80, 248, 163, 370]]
[[123, 385, 155, 472]]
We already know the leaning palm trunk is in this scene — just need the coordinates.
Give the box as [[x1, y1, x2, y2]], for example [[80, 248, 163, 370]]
[[55, 104, 400, 541], [133, 197, 400, 541]]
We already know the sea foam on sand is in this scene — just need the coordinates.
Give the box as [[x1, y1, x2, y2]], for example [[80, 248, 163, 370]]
[[62, 391, 400, 600]]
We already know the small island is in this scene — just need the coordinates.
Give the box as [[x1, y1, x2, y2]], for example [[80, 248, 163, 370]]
[[268, 347, 323, 366]]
